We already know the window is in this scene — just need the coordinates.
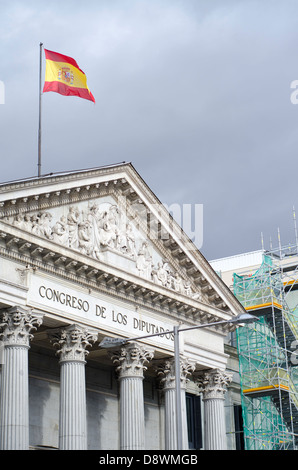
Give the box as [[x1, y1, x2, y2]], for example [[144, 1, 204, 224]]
[[234, 404, 245, 450], [186, 393, 202, 450]]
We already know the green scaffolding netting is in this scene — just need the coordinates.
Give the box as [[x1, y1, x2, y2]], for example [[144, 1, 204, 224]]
[[233, 254, 282, 309], [233, 254, 298, 450]]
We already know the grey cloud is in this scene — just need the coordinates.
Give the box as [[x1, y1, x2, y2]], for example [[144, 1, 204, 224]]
[[1, 0, 298, 260]]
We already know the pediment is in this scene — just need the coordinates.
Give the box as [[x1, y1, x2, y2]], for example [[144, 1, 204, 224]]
[[0, 163, 244, 317], [1, 194, 199, 300]]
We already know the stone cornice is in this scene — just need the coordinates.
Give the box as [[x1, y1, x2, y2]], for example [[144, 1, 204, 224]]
[[0, 176, 126, 218], [0, 163, 131, 199]]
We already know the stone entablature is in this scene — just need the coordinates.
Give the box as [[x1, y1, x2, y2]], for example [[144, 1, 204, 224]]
[[0, 220, 235, 334]]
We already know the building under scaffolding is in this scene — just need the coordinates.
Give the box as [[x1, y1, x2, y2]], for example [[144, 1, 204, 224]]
[[211, 246, 298, 450]]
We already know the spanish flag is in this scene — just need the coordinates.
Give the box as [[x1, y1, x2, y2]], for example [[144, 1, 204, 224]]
[[43, 49, 95, 103]]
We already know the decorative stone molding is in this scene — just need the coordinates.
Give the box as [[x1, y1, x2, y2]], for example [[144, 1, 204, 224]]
[[110, 342, 154, 378], [0, 306, 43, 347], [156, 356, 196, 390], [196, 368, 233, 400], [5, 200, 200, 299], [15, 265, 32, 286], [49, 323, 98, 363]]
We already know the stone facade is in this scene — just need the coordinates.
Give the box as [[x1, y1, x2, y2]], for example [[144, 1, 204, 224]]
[[0, 163, 244, 450]]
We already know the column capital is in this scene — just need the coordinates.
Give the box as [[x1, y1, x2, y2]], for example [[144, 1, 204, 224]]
[[0, 306, 43, 347], [110, 342, 154, 379], [156, 356, 195, 390], [196, 368, 233, 400], [49, 324, 98, 363]]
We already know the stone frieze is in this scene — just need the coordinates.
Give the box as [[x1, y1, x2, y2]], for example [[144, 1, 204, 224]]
[[5, 197, 202, 300]]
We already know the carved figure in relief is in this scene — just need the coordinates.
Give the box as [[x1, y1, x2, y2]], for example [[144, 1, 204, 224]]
[[86, 203, 102, 250], [30, 212, 53, 239], [31, 215, 41, 236], [67, 206, 80, 249], [126, 223, 136, 256], [8, 202, 198, 298], [77, 222, 92, 255], [39, 212, 53, 240], [136, 241, 153, 279], [13, 214, 24, 229], [173, 272, 184, 294], [114, 222, 135, 257], [115, 224, 128, 253], [52, 216, 69, 245], [184, 280, 192, 296], [108, 205, 120, 233], [13, 213, 31, 232], [98, 210, 117, 247], [23, 214, 32, 232], [152, 261, 168, 286]]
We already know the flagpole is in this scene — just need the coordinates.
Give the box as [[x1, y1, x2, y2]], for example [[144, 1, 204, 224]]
[[38, 42, 43, 177]]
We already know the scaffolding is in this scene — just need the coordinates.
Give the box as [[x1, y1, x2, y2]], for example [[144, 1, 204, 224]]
[[233, 247, 298, 450]]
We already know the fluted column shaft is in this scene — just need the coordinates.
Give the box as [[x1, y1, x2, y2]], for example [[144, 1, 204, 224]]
[[204, 395, 227, 450], [59, 360, 87, 449], [0, 306, 43, 450], [1, 344, 29, 449], [120, 376, 145, 450], [164, 388, 177, 449], [157, 357, 195, 450], [197, 368, 233, 450], [49, 324, 97, 450], [111, 342, 154, 450], [163, 387, 189, 449]]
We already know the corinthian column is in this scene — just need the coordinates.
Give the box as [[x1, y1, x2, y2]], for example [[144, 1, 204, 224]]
[[0, 306, 43, 450], [156, 357, 195, 450], [196, 368, 233, 450], [49, 324, 97, 450], [110, 342, 154, 450]]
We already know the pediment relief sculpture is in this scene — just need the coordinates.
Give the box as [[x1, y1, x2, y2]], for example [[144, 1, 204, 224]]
[[5, 197, 204, 301]]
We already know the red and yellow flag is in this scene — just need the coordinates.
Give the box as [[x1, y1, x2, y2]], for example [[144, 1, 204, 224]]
[[43, 49, 95, 103]]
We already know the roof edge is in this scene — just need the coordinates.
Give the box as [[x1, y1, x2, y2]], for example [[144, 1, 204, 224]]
[[0, 161, 131, 189]]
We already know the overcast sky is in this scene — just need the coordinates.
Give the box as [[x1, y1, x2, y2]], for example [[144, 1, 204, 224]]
[[1, 0, 298, 261]]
